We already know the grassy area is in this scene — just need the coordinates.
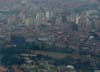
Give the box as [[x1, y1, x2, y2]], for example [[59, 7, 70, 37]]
[[31, 50, 72, 59]]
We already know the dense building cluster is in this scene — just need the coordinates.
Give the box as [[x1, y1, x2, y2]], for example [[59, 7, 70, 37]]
[[0, 0, 100, 72]]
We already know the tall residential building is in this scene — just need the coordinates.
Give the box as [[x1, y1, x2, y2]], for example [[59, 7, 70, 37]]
[[24, 16, 34, 26], [76, 15, 81, 24], [35, 9, 46, 25]]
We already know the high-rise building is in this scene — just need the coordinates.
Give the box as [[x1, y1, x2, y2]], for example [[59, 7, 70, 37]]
[[76, 15, 81, 25], [35, 9, 46, 25], [24, 16, 34, 26]]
